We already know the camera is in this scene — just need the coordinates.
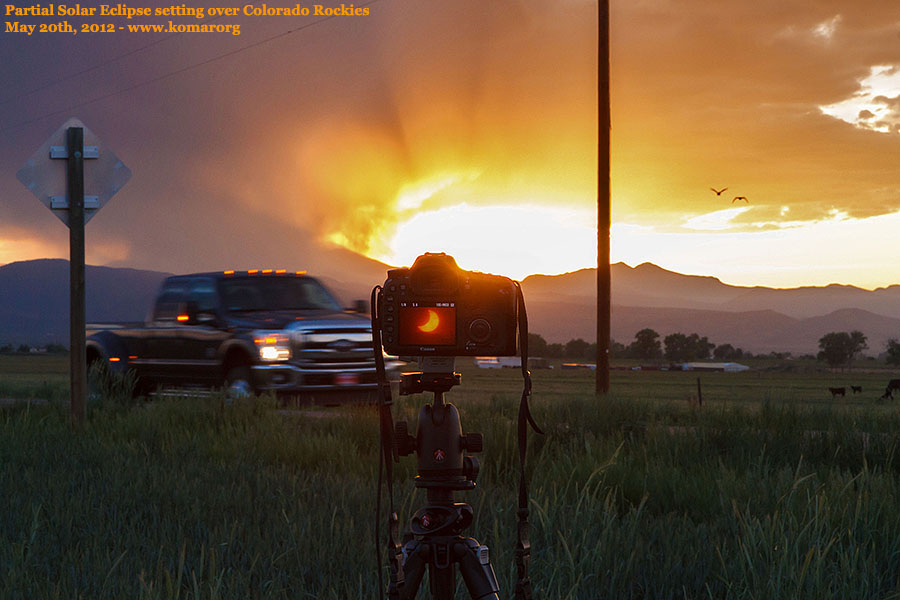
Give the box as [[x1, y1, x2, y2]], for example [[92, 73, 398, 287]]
[[379, 253, 518, 356]]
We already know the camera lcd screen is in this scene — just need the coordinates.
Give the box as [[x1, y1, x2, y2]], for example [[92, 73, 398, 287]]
[[398, 303, 456, 346]]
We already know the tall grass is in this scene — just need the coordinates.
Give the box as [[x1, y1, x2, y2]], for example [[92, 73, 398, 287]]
[[3, 363, 900, 597]]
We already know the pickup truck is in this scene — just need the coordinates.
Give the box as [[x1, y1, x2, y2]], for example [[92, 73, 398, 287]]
[[86, 269, 397, 404]]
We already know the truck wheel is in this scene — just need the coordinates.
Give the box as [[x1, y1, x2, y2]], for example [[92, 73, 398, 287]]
[[225, 366, 254, 401]]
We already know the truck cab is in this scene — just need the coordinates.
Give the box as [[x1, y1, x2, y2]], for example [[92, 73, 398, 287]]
[[86, 269, 398, 404]]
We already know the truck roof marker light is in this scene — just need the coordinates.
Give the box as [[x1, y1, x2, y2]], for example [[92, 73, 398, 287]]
[[276, 269, 286, 274], [128, 355, 137, 360], [296, 270, 307, 275], [108, 357, 121, 362], [262, 269, 273, 274], [177, 315, 189, 322], [248, 269, 259, 274], [224, 270, 235, 275]]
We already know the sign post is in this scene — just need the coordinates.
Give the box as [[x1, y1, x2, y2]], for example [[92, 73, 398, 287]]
[[68, 127, 87, 421], [17, 118, 131, 423]]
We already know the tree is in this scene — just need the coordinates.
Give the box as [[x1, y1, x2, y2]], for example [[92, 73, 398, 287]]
[[609, 340, 626, 359], [17, 344, 30, 354], [629, 328, 662, 360], [664, 332, 714, 362], [818, 332, 851, 368], [887, 339, 900, 366], [713, 343, 743, 360], [664, 333, 690, 362], [818, 331, 867, 370], [546, 343, 564, 358], [849, 330, 868, 364], [689, 334, 715, 360], [528, 333, 548, 357], [565, 338, 591, 359]]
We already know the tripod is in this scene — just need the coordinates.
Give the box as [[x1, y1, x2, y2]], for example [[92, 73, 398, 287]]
[[390, 366, 500, 600], [371, 277, 541, 600]]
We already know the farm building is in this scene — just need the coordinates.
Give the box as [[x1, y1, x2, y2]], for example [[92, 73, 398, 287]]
[[678, 362, 750, 372]]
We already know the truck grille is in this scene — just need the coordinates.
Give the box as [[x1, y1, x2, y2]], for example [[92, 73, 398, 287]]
[[292, 327, 376, 372]]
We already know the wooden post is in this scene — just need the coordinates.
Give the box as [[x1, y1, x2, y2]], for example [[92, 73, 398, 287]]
[[696, 377, 702, 408], [596, 0, 611, 395], [67, 127, 87, 423]]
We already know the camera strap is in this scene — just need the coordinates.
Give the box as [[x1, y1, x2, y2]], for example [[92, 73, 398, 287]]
[[514, 282, 543, 600], [371, 286, 405, 600]]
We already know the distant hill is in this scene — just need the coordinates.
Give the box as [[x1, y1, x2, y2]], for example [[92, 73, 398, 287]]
[[521, 263, 900, 355], [4, 259, 900, 355], [0, 259, 171, 345], [522, 263, 900, 320]]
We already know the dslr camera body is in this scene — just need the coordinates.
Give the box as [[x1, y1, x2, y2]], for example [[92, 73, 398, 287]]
[[379, 253, 518, 357]]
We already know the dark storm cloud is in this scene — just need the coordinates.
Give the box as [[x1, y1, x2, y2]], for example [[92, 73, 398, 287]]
[[1, 0, 597, 270]]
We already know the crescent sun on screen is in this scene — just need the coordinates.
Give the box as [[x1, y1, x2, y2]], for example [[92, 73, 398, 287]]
[[398, 304, 457, 346]]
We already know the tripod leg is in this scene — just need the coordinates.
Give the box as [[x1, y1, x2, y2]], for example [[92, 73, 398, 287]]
[[387, 512, 405, 599], [457, 539, 500, 600], [429, 542, 457, 600], [399, 540, 426, 600]]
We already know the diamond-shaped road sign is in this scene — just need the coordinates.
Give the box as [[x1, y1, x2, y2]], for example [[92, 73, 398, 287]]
[[16, 117, 131, 227]]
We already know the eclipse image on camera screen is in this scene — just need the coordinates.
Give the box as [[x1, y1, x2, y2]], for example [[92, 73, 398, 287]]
[[399, 304, 456, 346]]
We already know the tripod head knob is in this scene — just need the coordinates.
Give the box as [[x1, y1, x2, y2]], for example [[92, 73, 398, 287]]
[[463, 456, 480, 483], [394, 421, 416, 457], [462, 432, 483, 454]]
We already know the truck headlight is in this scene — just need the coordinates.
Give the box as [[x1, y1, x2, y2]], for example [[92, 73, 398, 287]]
[[253, 331, 292, 362]]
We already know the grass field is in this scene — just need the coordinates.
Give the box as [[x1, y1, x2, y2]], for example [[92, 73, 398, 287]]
[[0, 354, 68, 403], [3, 355, 900, 598]]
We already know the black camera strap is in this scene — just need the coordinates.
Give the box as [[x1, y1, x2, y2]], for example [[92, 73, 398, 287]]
[[371, 286, 405, 600], [514, 282, 543, 600]]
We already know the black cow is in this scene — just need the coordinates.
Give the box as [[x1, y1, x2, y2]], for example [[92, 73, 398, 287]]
[[882, 379, 900, 401], [851, 385, 862, 394], [828, 387, 846, 399]]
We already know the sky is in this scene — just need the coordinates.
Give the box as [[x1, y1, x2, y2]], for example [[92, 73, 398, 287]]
[[2, 1, 900, 288]]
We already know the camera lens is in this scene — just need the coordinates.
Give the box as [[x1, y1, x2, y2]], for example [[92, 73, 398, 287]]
[[467, 318, 492, 343]]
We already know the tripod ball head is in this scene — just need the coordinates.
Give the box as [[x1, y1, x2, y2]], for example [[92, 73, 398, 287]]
[[411, 401, 483, 491]]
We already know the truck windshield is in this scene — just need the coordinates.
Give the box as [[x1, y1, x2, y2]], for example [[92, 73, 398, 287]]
[[219, 277, 343, 312]]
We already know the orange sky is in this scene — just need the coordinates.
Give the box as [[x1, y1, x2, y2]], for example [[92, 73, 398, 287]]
[[608, 1, 900, 288], [3, 1, 900, 287]]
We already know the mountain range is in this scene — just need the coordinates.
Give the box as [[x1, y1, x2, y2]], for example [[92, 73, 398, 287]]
[[3, 258, 900, 356], [520, 263, 900, 355]]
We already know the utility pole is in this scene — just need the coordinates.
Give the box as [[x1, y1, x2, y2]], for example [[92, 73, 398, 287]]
[[596, 0, 611, 395]]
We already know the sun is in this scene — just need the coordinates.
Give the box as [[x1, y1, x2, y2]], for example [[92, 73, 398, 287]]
[[374, 203, 597, 280]]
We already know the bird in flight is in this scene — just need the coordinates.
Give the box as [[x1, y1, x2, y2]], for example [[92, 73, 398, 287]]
[[710, 187, 728, 196], [732, 196, 749, 203]]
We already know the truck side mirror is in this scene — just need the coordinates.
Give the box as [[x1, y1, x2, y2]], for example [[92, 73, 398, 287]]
[[176, 301, 199, 324]]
